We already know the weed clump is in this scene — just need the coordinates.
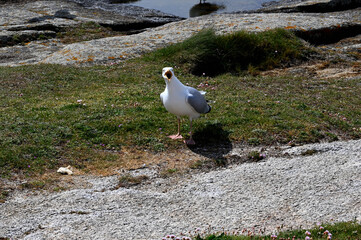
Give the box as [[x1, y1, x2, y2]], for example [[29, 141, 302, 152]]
[[116, 174, 149, 188], [248, 151, 266, 161], [187, 220, 361, 240], [147, 28, 306, 76]]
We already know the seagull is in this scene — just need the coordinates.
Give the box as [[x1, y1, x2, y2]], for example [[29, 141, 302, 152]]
[[160, 67, 211, 145]]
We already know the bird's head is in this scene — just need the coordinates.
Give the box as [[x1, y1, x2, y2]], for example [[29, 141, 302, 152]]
[[162, 67, 174, 82]]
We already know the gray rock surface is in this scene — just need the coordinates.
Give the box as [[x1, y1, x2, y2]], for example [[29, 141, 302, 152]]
[[67, 0, 183, 21], [0, 0, 182, 65], [1, 139, 360, 239], [39, 8, 360, 66], [1, 2, 360, 239], [1, 0, 360, 66], [259, 0, 361, 12]]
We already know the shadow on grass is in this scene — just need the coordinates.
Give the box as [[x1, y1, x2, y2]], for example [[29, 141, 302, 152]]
[[187, 121, 232, 165]]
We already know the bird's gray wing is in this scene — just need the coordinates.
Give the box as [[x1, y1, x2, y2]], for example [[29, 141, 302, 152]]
[[186, 87, 211, 114]]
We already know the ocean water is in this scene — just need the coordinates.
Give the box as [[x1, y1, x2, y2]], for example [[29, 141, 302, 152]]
[[128, 0, 273, 18], [71, 0, 275, 18]]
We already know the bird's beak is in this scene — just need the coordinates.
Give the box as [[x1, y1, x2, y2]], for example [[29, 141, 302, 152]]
[[165, 70, 172, 81]]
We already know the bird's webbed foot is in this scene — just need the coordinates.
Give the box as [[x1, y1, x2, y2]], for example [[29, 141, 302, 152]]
[[168, 134, 183, 140]]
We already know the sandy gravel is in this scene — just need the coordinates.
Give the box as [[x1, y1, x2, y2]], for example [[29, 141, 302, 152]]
[[1, 139, 360, 239]]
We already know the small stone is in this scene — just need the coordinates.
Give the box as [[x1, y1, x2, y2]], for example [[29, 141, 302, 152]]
[[57, 165, 73, 175]]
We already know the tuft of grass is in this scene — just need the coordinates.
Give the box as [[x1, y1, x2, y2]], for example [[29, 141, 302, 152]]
[[189, 159, 206, 169], [144, 28, 306, 76], [117, 174, 149, 188], [53, 186, 67, 192], [0, 190, 10, 203], [160, 168, 179, 178], [248, 151, 266, 161], [301, 149, 319, 156], [20, 180, 46, 190]]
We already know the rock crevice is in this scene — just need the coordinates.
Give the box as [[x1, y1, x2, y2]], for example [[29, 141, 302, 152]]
[[294, 22, 361, 45]]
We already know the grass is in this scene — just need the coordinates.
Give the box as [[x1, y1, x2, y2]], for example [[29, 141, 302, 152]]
[[2, 22, 116, 48], [0, 29, 360, 177], [163, 221, 361, 240], [144, 28, 306, 76], [116, 174, 149, 188], [57, 22, 122, 44], [0, 189, 9, 203]]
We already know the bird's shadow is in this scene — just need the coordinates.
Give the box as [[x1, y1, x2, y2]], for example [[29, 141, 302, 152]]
[[187, 121, 232, 164]]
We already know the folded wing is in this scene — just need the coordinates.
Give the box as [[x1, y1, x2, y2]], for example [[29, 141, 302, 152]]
[[186, 87, 211, 114]]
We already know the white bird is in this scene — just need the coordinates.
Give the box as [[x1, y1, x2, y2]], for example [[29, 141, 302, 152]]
[[160, 67, 211, 145]]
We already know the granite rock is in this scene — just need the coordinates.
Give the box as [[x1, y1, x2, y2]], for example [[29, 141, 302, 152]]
[[0, 0, 360, 66], [40, 8, 361, 66], [259, 0, 361, 12], [0, 139, 360, 239], [0, 0, 182, 47]]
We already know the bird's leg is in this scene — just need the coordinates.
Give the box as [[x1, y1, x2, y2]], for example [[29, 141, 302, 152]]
[[185, 119, 196, 145], [168, 117, 183, 140]]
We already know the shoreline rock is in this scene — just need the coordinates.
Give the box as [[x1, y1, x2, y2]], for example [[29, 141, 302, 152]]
[[0, 2, 360, 239], [1, 139, 360, 239], [0, 0, 360, 67], [258, 0, 361, 13], [37, 8, 361, 66], [0, 1, 182, 46]]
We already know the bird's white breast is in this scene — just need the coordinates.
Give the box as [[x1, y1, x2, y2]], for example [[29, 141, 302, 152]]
[[161, 88, 200, 119]]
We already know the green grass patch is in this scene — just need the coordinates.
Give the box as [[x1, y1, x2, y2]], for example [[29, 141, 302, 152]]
[[0, 30, 360, 177], [144, 28, 306, 76], [57, 22, 122, 44], [0, 189, 10, 203], [178, 221, 361, 240]]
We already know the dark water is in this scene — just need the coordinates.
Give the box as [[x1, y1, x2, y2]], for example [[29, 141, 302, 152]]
[[127, 0, 272, 18], [74, 0, 274, 18]]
